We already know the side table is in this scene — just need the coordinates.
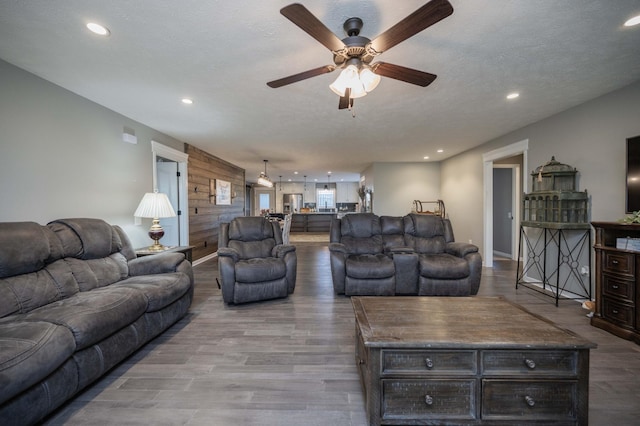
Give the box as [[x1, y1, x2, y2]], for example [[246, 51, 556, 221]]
[[135, 245, 194, 262]]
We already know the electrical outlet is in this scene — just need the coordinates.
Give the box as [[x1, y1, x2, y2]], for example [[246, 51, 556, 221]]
[[468, 239, 473, 244]]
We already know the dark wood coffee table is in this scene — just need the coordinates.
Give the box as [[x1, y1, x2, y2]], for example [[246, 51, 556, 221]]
[[352, 296, 596, 425]]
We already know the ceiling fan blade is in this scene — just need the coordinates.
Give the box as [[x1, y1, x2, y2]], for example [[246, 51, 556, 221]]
[[280, 3, 346, 52], [338, 88, 351, 109], [373, 62, 437, 87], [267, 65, 336, 88], [368, 0, 453, 54]]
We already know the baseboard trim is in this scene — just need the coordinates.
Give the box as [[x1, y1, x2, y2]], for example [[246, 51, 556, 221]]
[[193, 252, 217, 266]]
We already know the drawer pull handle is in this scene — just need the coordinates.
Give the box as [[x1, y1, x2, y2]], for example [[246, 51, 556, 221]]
[[611, 260, 619, 265], [612, 285, 619, 289], [424, 395, 434, 406], [524, 359, 536, 370], [612, 309, 619, 314], [525, 395, 536, 407], [425, 358, 434, 369]]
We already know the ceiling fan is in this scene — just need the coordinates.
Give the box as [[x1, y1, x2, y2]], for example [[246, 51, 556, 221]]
[[267, 0, 454, 110]]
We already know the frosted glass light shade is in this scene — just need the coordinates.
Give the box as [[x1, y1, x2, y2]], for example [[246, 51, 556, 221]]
[[329, 65, 367, 99], [134, 192, 176, 218], [257, 173, 273, 187], [360, 67, 381, 92]]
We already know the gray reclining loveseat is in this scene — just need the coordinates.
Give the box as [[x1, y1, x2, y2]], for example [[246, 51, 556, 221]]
[[329, 213, 481, 296], [0, 218, 194, 425]]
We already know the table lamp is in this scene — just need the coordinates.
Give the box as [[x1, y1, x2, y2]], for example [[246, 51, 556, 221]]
[[134, 190, 177, 251]]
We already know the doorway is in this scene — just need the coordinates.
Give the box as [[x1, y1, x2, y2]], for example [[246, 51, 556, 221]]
[[152, 141, 189, 246], [493, 164, 520, 260], [482, 140, 528, 268]]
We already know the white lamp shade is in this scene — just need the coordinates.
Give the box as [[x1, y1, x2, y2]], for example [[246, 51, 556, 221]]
[[257, 173, 274, 187], [134, 192, 176, 218]]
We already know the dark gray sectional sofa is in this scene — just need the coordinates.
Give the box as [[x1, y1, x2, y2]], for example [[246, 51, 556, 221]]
[[329, 213, 482, 296], [0, 218, 194, 425]]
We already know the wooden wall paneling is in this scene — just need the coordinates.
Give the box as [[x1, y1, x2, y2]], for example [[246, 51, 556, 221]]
[[186, 144, 245, 261]]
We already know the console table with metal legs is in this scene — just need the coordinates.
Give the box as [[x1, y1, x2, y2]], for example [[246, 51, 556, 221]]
[[516, 224, 591, 305]]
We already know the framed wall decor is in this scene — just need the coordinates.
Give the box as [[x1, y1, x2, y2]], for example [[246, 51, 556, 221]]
[[211, 179, 231, 205]]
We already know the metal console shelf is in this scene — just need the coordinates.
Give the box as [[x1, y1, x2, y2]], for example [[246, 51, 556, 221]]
[[516, 222, 591, 306]]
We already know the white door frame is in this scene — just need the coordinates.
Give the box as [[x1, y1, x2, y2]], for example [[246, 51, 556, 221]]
[[482, 139, 528, 267], [152, 141, 189, 246]]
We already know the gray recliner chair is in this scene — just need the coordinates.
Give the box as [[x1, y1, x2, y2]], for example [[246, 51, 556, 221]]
[[218, 217, 297, 304], [403, 213, 482, 296]]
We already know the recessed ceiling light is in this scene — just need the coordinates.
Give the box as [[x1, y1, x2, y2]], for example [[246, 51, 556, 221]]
[[86, 22, 110, 36], [423, 156, 430, 160], [181, 98, 193, 105], [624, 15, 640, 26], [437, 149, 444, 153], [294, 171, 298, 175], [506, 92, 520, 100]]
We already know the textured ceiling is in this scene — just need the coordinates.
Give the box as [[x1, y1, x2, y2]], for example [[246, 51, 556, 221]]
[[1, 0, 639, 183]]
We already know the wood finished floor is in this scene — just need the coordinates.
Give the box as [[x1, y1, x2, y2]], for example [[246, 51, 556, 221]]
[[44, 242, 640, 425]]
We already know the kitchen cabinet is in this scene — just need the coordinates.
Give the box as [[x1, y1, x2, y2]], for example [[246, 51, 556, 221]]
[[337, 182, 359, 203]]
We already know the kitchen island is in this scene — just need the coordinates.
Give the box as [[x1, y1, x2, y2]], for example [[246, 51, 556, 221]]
[[291, 213, 337, 233]]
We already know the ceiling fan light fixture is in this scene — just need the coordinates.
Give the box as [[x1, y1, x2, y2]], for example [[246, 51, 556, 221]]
[[330, 64, 366, 98]]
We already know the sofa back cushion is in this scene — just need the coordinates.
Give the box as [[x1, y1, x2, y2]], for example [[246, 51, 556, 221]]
[[380, 216, 406, 251], [227, 217, 277, 259], [403, 214, 446, 254], [47, 219, 129, 291], [0, 222, 78, 318], [339, 213, 383, 255]]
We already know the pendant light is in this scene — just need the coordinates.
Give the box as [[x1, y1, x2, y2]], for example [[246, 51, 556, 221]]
[[257, 160, 273, 187]]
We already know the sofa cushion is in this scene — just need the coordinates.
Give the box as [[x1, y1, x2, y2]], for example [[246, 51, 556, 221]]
[[235, 258, 286, 283], [64, 254, 129, 291], [419, 254, 470, 279], [404, 214, 447, 254], [0, 320, 76, 405], [114, 272, 192, 312], [21, 287, 147, 350], [0, 259, 80, 318], [381, 216, 407, 252], [340, 213, 381, 238], [0, 222, 51, 279], [48, 219, 122, 260], [346, 254, 395, 279]]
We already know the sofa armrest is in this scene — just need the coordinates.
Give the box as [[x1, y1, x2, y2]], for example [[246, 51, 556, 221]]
[[446, 242, 479, 258], [217, 247, 240, 262], [128, 252, 188, 276], [328, 242, 347, 254], [272, 244, 296, 258]]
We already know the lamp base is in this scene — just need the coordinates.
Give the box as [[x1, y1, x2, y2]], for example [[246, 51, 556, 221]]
[[147, 218, 167, 251]]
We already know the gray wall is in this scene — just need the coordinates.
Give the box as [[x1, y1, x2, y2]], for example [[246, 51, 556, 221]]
[[442, 79, 640, 256], [0, 59, 185, 248], [369, 162, 441, 217]]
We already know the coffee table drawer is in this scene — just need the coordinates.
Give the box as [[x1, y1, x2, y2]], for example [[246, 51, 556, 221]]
[[382, 379, 477, 421], [482, 380, 576, 421], [482, 350, 577, 376], [382, 350, 477, 375]]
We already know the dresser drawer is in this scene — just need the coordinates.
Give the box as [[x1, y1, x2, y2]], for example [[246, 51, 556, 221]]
[[603, 273, 635, 301], [603, 251, 634, 276], [482, 380, 576, 421], [602, 297, 635, 328], [382, 379, 477, 421], [382, 350, 477, 375], [481, 350, 577, 376]]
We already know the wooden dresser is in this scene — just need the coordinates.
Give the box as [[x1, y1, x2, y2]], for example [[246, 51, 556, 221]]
[[352, 297, 595, 425], [591, 221, 640, 344]]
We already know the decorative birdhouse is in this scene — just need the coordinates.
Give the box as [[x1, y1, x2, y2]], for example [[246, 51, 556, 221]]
[[522, 156, 589, 228]]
